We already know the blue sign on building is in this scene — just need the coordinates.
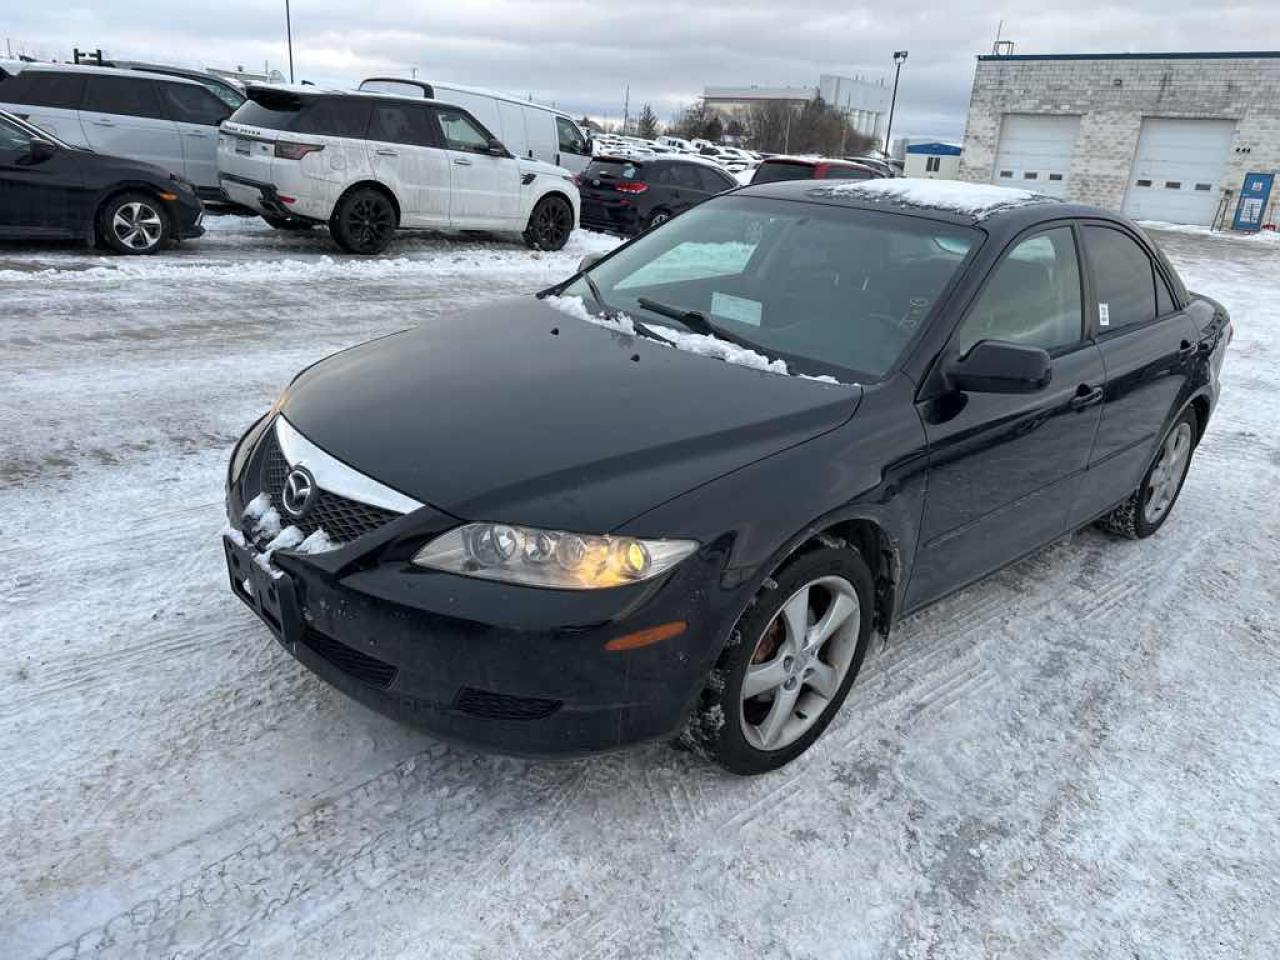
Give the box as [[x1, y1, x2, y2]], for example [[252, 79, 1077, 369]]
[[1231, 172, 1274, 232]]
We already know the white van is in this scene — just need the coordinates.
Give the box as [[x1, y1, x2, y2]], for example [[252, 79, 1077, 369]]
[[358, 78, 593, 174]]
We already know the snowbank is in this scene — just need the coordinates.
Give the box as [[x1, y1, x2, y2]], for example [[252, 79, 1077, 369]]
[[809, 178, 1055, 220]]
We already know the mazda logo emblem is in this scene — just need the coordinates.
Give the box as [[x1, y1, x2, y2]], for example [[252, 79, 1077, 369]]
[[281, 466, 317, 518]]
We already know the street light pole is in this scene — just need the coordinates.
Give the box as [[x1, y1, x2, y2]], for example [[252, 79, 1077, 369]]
[[285, 0, 295, 84], [884, 50, 908, 158]]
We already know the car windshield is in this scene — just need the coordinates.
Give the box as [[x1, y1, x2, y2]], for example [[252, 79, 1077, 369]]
[[561, 195, 981, 381]]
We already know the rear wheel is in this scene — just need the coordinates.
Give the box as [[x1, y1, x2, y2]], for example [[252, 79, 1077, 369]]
[[523, 195, 574, 250], [98, 192, 170, 255], [681, 547, 875, 775], [1096, 410, 1197, 539], [330, 188, 397, 254]]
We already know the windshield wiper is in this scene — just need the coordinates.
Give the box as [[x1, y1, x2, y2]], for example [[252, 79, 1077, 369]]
[[581, 275, 675, 346], [635, 297, 775, 357]]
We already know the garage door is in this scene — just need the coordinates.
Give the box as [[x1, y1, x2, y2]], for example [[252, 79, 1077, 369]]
[[991, 115, 1080, 198], [1121, 119, 1237, 226]]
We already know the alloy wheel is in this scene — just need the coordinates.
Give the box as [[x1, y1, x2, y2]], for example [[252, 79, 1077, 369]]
[[1143, 421, 1193, 524], [741, 575, 861, 751], [532, 200, 572, 249], [344, 195, 395, 253], [111, 202, 163, 251]]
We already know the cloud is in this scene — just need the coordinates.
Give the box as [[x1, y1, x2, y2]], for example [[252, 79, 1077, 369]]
[[4, 1, 1278, 140]]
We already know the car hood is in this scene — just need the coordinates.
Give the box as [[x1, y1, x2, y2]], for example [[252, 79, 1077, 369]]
[[279, 298, 862, 532]]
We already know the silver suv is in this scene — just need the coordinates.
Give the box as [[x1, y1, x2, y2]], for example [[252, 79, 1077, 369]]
[[0, 62, 233, 201]]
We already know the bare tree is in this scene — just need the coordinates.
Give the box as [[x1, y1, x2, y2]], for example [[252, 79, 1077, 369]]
[[745, 96, 873, 156]]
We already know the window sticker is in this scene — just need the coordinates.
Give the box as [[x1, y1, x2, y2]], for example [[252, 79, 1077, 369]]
[[711, 291, 763, 327], [1099, 303, 1110, 327]]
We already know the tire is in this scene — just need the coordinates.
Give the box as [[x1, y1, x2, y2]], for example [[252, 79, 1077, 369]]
[[523, 195, 574, 250], [262, 213, 314, 231], [329, 187, 397, 255], [681, 546, 875, 775], [97, 192, 170, 255], [1096, 409, 1198, 539], [645, 209, 672, 231]]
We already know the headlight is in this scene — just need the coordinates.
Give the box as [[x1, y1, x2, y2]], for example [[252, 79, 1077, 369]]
[[412, 523, 698, 590]]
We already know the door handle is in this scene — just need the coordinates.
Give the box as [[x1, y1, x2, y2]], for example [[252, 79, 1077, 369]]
[[375, 148, 398, 157], [453, 157, 473, 166], [1070, 384, 1104, 410]]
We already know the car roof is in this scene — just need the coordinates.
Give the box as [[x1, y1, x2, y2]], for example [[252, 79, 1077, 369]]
[[243, 82, 463, 111], [7, 60, 205, 87], [359, 77, 577, 120], [736, 177, 1122, 230]]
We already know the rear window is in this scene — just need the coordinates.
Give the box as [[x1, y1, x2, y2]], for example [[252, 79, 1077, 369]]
[[820, 165, 874, 181], [585, 159, 644, 181], [0, 71, 85, 110], [228, 93, 371, 138], [751, 161, 816, 184]]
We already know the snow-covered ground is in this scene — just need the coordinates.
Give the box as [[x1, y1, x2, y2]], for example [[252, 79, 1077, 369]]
[[1, 217, 1277, 959]]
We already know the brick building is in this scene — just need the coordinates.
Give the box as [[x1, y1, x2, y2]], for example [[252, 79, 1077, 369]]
[[957, 51, 1280, 226]]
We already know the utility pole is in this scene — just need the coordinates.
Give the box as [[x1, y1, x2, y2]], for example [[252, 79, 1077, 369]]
[[284, 0, 295, 83], [622, 85, 630, 136], [884, 50, 908, 157]]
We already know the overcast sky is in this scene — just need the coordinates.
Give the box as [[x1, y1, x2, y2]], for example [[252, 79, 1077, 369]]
[[5, 2, 1279, 140]]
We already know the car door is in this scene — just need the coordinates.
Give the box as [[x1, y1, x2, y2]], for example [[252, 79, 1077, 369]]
[[432, 106, 520, 227], [0, 71, 88, 146], [79, 75, 184, 178], [664, 162, 711, 213], [0, 114, 85, 235], [1071, 223, 1201, 521], [906, 224, 1106, 609], [367, 101, 450, 227], [555, 115, 591, 173], [155, 80, 231, 190], [496, 99, 529, 160]]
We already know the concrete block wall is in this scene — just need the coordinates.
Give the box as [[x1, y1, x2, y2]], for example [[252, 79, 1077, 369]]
[[957, 54, 1280, 217]]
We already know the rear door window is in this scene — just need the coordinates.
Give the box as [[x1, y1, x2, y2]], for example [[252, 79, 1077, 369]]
[[82, 76, 166, 119], [292, 98, 372, 138], [669, 163, 704, 190], [1083, 226, 1158, 332], [3, 72, 86, 110], [369, 102, 439, 147], [160, 82, 231, 126]]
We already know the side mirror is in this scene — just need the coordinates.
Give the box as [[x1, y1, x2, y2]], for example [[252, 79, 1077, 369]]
[[487, 138, 508, 157], [26, 138, 56, 164], [577, 253, 604, 274], [945, 340, 1052, 394]]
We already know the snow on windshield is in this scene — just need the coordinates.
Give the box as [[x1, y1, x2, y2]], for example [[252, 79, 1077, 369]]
[[542, 295, 842, 384], [808, 177, 1055, 220]]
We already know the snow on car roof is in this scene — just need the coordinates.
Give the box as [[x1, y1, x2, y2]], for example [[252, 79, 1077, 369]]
[[807, 177, 1058, 220]]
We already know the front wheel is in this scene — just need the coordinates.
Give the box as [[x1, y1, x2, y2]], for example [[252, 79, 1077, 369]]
[[523, 195, 574, 250], [329, 188, 397, 254], [98, 192, 170, 255], [682, 547, 875, 775], [1096, 409, 1198, 539]]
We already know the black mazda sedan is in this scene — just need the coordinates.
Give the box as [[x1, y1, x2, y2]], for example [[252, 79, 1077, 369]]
[[223, 179, 1229, 774]]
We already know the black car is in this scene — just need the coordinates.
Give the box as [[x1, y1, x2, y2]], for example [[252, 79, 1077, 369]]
[[578, 155, 737, 235], [0, 110, 204, 253], [223, 180, 1229, 774]]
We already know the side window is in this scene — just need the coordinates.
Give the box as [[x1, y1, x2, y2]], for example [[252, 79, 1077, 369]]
[[953, 227, 1083, 356], [556, 116, 588, 155], [649, 164, 673, 186], [200, 80, 244, 110], [82, 77, 166, 120], [1083, 226, 1157, 331], [369, 103, 438, 147], [670, 164, 703, 190], [0, 115, 33, 151], [1, 73, 84, 109], [160, 83, 231, 126], [822, 165, 872, 180], [436, 109, 492, 153], [293, 99, 371, 138], [1156, 272, 1177, 316], [696, 166, 732, 193]]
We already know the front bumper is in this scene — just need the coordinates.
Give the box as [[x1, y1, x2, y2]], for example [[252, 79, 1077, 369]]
[[224, 420, 747, 756]]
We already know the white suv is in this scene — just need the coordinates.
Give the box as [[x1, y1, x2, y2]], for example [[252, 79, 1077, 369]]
[[218, 86, 580, 254]]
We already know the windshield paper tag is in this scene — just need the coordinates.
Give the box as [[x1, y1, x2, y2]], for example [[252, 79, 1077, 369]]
[[711, 292, 763, 327], [1099, 303, 1110, 327]]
